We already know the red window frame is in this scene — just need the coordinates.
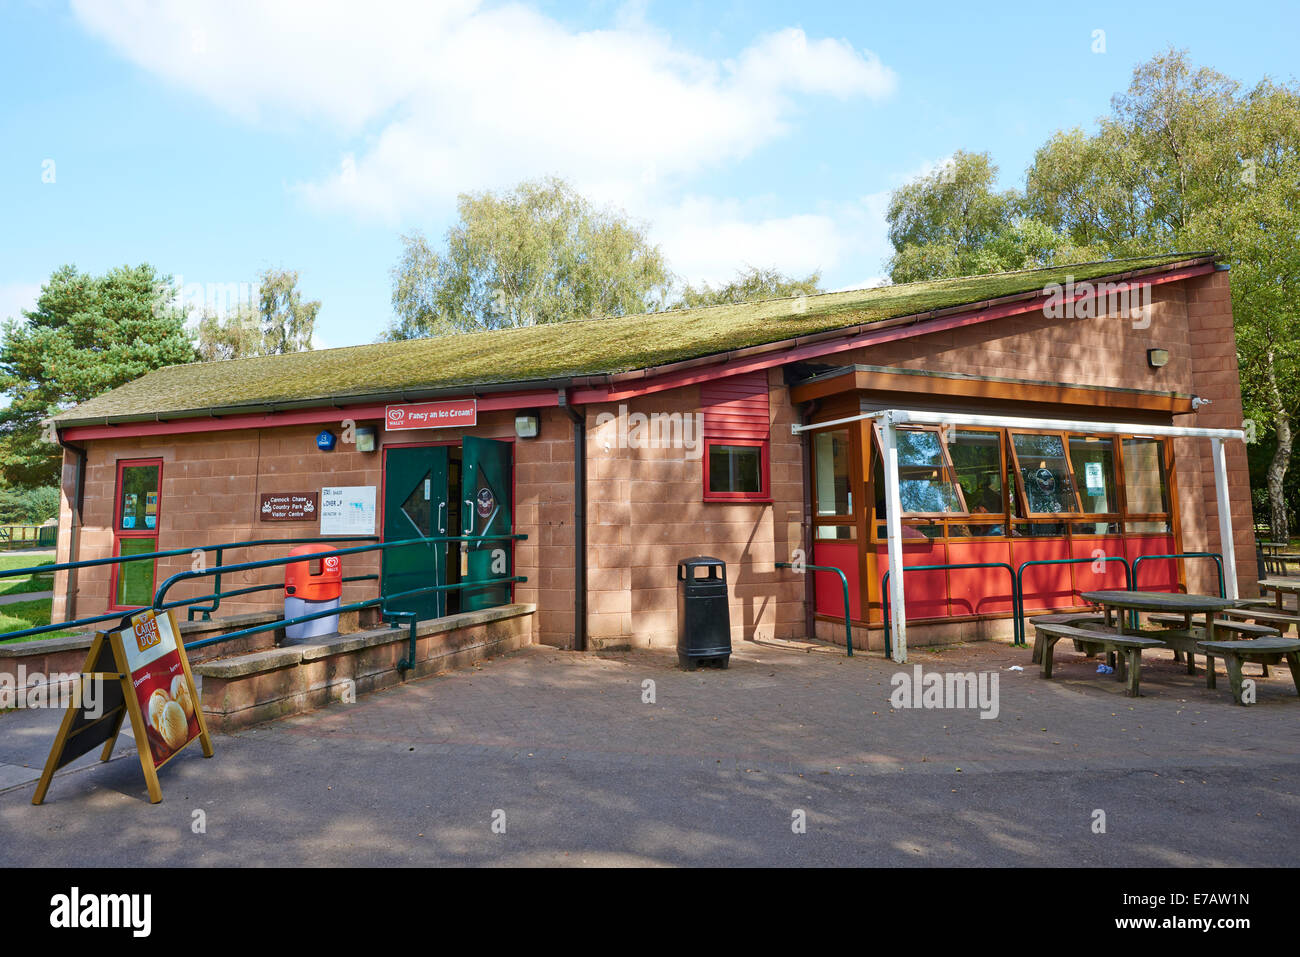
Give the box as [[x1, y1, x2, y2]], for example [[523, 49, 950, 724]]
[[108, 457, 163, 611], [703, 438, 770, 503]]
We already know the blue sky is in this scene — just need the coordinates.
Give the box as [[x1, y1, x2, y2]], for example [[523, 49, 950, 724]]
[[2, 0, 1297, 349]]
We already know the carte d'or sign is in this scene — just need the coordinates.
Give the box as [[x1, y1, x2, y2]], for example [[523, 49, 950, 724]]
[[259, 492, 319, 522], [34, 608, 213, 805], [385, 399, 477, 431]]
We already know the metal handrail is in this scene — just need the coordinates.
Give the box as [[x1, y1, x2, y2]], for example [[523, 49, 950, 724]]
[[881, 562, 1017, 656], [1132, 551, 1224, 598], [1015, 556, 1132, 646], [777, 561, 853, 656], [153, 533, 528, 655], [0, 535, 380, 641]]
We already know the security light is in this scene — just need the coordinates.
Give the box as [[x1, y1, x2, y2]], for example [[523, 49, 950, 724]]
[[515, 412, 540, 439], [1147, 348, 1170, 368], [354, 426, 377, 452]]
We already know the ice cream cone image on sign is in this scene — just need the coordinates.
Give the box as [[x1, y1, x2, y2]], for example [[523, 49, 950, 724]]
[[148, 689, 169, 729], [158, 700, 188, 751], [170, 675, 194, 721]]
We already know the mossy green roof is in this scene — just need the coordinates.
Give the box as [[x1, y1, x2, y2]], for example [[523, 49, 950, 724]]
[[56, 252, 1209, 425]]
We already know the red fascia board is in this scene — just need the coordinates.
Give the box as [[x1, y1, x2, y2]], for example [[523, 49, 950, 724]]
[[571, 262, 1216, 403], [60, 389, 560, 441]]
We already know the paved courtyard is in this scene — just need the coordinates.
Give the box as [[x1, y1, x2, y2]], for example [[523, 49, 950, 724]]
[[2, 636, 1298, 866]]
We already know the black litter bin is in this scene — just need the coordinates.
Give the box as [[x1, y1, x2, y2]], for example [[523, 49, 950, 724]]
[[676, 556, 731, 670]]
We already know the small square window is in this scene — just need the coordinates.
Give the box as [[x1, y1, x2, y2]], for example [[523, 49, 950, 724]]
[[705, 441, 768, 500]]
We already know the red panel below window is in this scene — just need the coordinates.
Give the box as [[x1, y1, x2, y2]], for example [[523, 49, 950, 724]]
[[1013, 538, 1073, 611], [812, 542, 860, 620], [1127, 536, 1180, 592], [875, 540, 948, 620], [1070, 537, 1128, 601], [947, 540, 1015, 616]]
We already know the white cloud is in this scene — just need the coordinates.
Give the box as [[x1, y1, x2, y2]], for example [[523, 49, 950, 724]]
[[653, 197, 846, 287], [71, 1, 898, 224], [0, 282, 41, 323]]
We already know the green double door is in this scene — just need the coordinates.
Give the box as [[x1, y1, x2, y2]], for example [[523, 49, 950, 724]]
[[381, 437, 512, 620]]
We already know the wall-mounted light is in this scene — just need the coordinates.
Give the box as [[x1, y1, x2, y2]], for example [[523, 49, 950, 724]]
[[354, 426, 378, 453], [515, 411, 540, 439], [1147, 348, 1170, 369]]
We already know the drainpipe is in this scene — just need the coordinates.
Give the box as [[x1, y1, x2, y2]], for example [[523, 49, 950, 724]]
[[558, 390, 587, 651], [56, 433, 88, 624]]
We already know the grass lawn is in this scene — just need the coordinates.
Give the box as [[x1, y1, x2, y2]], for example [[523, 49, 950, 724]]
[[0, 598, 78, 642], [0, 553, 55, 597]]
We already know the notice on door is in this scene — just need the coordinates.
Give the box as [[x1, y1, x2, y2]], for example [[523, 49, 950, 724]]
[[385, 399, 476, 431], [259, 492, 319, 522], [321, 486, 376, 535]]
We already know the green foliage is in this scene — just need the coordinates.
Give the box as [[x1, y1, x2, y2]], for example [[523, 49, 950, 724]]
[[885, 50, 1300, 536], [1027, 50, 1300, 536], [0, 264, 196, 486], [676, 267, 823, 309], [0, 486, 60, 525], [197, 268, 319, 360], [886, 151, 1088, 283], [387, 176, 672, 338]]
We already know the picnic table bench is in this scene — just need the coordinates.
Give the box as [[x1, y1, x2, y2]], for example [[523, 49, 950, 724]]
[[1195, 637, 1300, 705], [1221, 606, 1300, 634], [1149, 613, 1281, 675], [1027, 612, 1108, 664], [1030, 621, 1165, 698]]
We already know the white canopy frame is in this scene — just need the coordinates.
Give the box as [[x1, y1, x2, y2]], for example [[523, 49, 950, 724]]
[[794, 409, 1247, 662]]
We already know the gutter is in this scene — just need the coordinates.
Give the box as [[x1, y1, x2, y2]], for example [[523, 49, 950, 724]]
[[557, 389, 587, 652]]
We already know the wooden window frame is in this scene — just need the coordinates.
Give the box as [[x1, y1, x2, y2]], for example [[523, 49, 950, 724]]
[[703, 438, 771, 503], [108, 457, 164, 612], [1008, 430, 1083, 519]]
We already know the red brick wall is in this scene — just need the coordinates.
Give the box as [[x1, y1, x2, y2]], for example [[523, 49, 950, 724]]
[[51, 408, 574, 643], [583, 367, 805, 647], [1173, 269, 1259, 598]]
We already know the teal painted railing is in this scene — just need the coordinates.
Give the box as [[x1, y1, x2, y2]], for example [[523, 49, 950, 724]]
[[777, 561, 853, 656]]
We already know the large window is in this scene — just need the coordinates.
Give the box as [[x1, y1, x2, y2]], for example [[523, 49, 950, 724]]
[[866, 426, 1174, 542], [112, 459, 162, 608], [895, 429, 963, 514], [1010, 433, 1078, 516], [814, 429, 852, 516], [1068, 435, 1119, 534], [948, 429, 1004, 536]]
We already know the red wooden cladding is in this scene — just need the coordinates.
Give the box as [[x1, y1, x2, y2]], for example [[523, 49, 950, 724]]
[[701, 371, 770, 440]]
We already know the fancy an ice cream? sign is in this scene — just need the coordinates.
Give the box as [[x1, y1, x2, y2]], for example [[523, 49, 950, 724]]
[[385, 399, 476, 430]]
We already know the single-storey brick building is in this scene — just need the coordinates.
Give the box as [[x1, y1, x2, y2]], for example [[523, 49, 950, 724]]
[[47, 252, 1257, 657]]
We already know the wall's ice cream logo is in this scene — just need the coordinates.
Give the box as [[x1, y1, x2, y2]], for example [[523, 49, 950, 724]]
[[133, 615, 161, 654], [387, 406, 407, 428]]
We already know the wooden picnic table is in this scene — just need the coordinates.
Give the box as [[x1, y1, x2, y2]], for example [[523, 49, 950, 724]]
[[1081, 590, 1235, 675], [1259, 577, 1300, 611]]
